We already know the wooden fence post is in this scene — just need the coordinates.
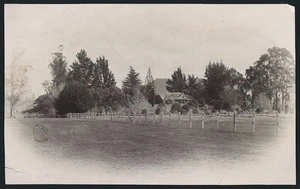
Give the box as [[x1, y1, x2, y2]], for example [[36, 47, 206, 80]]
[[233, 111, 237, 132], [189, 113, 192, 128], [133, 114, 136, 124], [276, 111, 279, 135], [153, 113, 155, 124], [216, 112, 219, 129], [201, 114, 205, 129], [252, 111, 256, 134]]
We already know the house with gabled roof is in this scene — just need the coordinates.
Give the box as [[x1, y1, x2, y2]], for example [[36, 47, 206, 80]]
[[164, 92, 193, 105]]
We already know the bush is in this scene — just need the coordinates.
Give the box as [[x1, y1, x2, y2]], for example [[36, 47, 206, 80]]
[[23, 94, 55, 115], [106, 106, 112, 113], [98, 106, 105, 113], [188, 99, 199, 110], [171, 103, 182, 114], [155, 108, 161, 115], [141, 109, 147, 115], [210, 99, 225, 110], [181, 109, 187, 115], [199, 105, 212, 115], [255, 107, 263, 114], [253, 93, 272, 113], [182, 104, 190, 113], [93, 86, 126, 113], [165, 99, 173, 104], [54, 82, 94, 114], [231, 105, 242, 113], [222, 102, 230, 111], [156, 103, 167, 115]]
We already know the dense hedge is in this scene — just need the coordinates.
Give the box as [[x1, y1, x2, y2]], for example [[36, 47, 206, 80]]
[[54, 82, 94, 114]]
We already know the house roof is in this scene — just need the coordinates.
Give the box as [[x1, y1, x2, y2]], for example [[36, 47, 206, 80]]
[[164, 92, 193, 101]]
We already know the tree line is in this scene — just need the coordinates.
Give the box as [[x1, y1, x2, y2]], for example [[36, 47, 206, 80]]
[[6, 45, 294, 118], [165, 47, 294, 113], [22, 48, 161, 116]]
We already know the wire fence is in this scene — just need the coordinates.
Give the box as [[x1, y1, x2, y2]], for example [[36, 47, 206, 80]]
[[65, 111, 282, 135]]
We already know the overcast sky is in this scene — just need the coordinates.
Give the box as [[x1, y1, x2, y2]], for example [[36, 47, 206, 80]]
[[5, 4, 295, 97]]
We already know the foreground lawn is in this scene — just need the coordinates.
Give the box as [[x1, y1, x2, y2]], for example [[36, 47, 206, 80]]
[[5, 117, 295, 184]]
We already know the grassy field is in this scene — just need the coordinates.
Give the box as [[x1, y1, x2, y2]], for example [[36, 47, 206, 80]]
[[5, 115, 295, 184]]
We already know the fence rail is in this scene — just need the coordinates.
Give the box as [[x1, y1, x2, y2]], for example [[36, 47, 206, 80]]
[[65, 111, 281, 135]]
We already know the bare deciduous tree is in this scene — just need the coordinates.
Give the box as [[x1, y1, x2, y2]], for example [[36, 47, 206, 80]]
[[5, 50, 32, 118]]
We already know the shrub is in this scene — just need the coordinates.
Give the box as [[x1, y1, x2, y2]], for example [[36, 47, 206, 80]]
[[155, 108, 161, 115], [54, 82, 94, 114], [165, 99, 173, 104], [255, 107, 263, 114], [182, 104, 190, 113], [188, 99, 199, 110], [222, 102, 230, 111], [253, 92, 272, 113], [192, 109, 199, 114], [210, 99, 224, 110], [231, 105, 242, 113], [171, 103, 182, 114], [200, 105, 212, 115], [98, 106, 105, 113], [106, 106, 112, 113], [181, 109, 187, 115], [93, 86, 126, 113], [141, 109, 147, 115], [23, 94, 55, 115], [156, 103, 167, 115]]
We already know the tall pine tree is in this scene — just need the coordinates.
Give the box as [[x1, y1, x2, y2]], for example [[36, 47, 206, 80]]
[[67, 49, 94, 87], [142, 68, 156, 106], [92, 56, 116, 88], [122, 66, 142, 103], [203, 61, 229, 103], [48, 45, 68, 96], [166, 66, 187, 92]]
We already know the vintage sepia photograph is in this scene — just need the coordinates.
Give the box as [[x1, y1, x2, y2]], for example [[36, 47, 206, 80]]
[[4, 4, 295, 184]]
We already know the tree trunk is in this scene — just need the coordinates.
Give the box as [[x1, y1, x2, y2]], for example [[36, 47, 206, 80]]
[[281, 89, 284, 112], [10, 103, 13, 118], [275, 89, 278, 111]]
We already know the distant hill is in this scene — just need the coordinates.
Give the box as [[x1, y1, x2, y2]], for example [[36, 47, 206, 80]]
[[154, 78, 168, 99]]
